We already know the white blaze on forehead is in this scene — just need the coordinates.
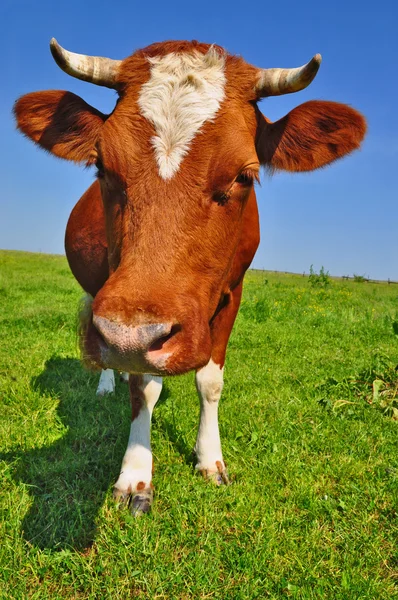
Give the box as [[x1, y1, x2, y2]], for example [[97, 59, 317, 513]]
[[138, 48, 226, 180]]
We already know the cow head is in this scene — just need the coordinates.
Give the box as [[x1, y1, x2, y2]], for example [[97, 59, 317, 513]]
[[15, 40, 366, 376]]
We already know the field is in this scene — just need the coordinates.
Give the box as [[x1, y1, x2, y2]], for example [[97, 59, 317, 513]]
[[0, 249, 397, 599]]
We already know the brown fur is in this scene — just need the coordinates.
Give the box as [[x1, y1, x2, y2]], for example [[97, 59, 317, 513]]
[[77, 293, 100, 371], [14, 91, 105, 163], [14, 40, 366, 378], [256, 100, 367, 172], [129, 375, 145, 420]]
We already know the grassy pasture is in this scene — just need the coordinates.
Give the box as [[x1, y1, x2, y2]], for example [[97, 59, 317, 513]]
[[0, 249, 397, 599]]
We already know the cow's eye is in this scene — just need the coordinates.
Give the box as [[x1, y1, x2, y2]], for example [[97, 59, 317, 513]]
[[235, 168, 259, 186], [213, 167, 259, 205], [214, 190, 230, 206], [95, 158, 105, 179]]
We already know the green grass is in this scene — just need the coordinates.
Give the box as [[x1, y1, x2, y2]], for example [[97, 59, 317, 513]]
[[0, 249, 397, 599]]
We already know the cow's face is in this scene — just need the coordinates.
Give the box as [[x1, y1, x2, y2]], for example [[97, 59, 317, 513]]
[[89, 44, 262, 374], [15, 40, 366, 375]]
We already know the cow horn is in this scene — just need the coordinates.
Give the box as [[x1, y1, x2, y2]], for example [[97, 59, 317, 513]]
[[255, 54, 322, 97], [50, 38, 122, 89]]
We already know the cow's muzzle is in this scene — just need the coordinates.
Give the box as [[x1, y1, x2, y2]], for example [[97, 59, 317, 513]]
[[91, 315, 180, 373]]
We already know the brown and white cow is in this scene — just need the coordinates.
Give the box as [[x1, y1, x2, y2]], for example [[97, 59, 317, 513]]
[[15, 39, 366, 515]]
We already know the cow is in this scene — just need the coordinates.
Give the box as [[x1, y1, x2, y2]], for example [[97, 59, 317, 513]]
[[14, 39, 366, 515]]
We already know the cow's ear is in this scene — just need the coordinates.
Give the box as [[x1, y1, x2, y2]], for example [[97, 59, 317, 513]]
[[256, 100, 366, 172], [14, 90, 106, 164]]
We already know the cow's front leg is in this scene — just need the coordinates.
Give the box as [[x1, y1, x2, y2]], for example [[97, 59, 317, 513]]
[[113, 374, 162, 515], [194, 283, 244, 485], [96, 368, 115, 395], [194, 359, 229, 485], [96, 370, 129, 395]]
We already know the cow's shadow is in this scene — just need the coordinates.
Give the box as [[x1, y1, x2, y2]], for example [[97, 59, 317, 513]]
[[2, 356, 186, 551], [1, 357, 128, 549]]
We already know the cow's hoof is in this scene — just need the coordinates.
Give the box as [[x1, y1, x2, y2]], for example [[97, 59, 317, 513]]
[[113, 486, 154, 515], [198, 460, 230, 486], [96, 385, 115, 397], [113, 487, 131, 508], [130, 489, 153, 517]]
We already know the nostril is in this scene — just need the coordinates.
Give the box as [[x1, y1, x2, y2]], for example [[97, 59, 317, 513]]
[[148, 324, 182, 352]]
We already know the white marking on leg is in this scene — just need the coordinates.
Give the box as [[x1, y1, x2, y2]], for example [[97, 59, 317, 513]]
[[138, 48, 226, 180], [96, 369, 115, 396], [114, 375, 163, 494], [194, 359, 225, 473]]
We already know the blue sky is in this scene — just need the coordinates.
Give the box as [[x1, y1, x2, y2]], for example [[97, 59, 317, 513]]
[[1, 0, 397, 279]]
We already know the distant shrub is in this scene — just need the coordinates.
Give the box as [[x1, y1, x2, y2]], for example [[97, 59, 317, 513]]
[[308, 265, 330, 288], [353, 274, 368, 283]]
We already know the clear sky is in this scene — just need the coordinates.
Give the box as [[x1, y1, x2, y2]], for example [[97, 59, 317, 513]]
[[1, 0, 397, 279]]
